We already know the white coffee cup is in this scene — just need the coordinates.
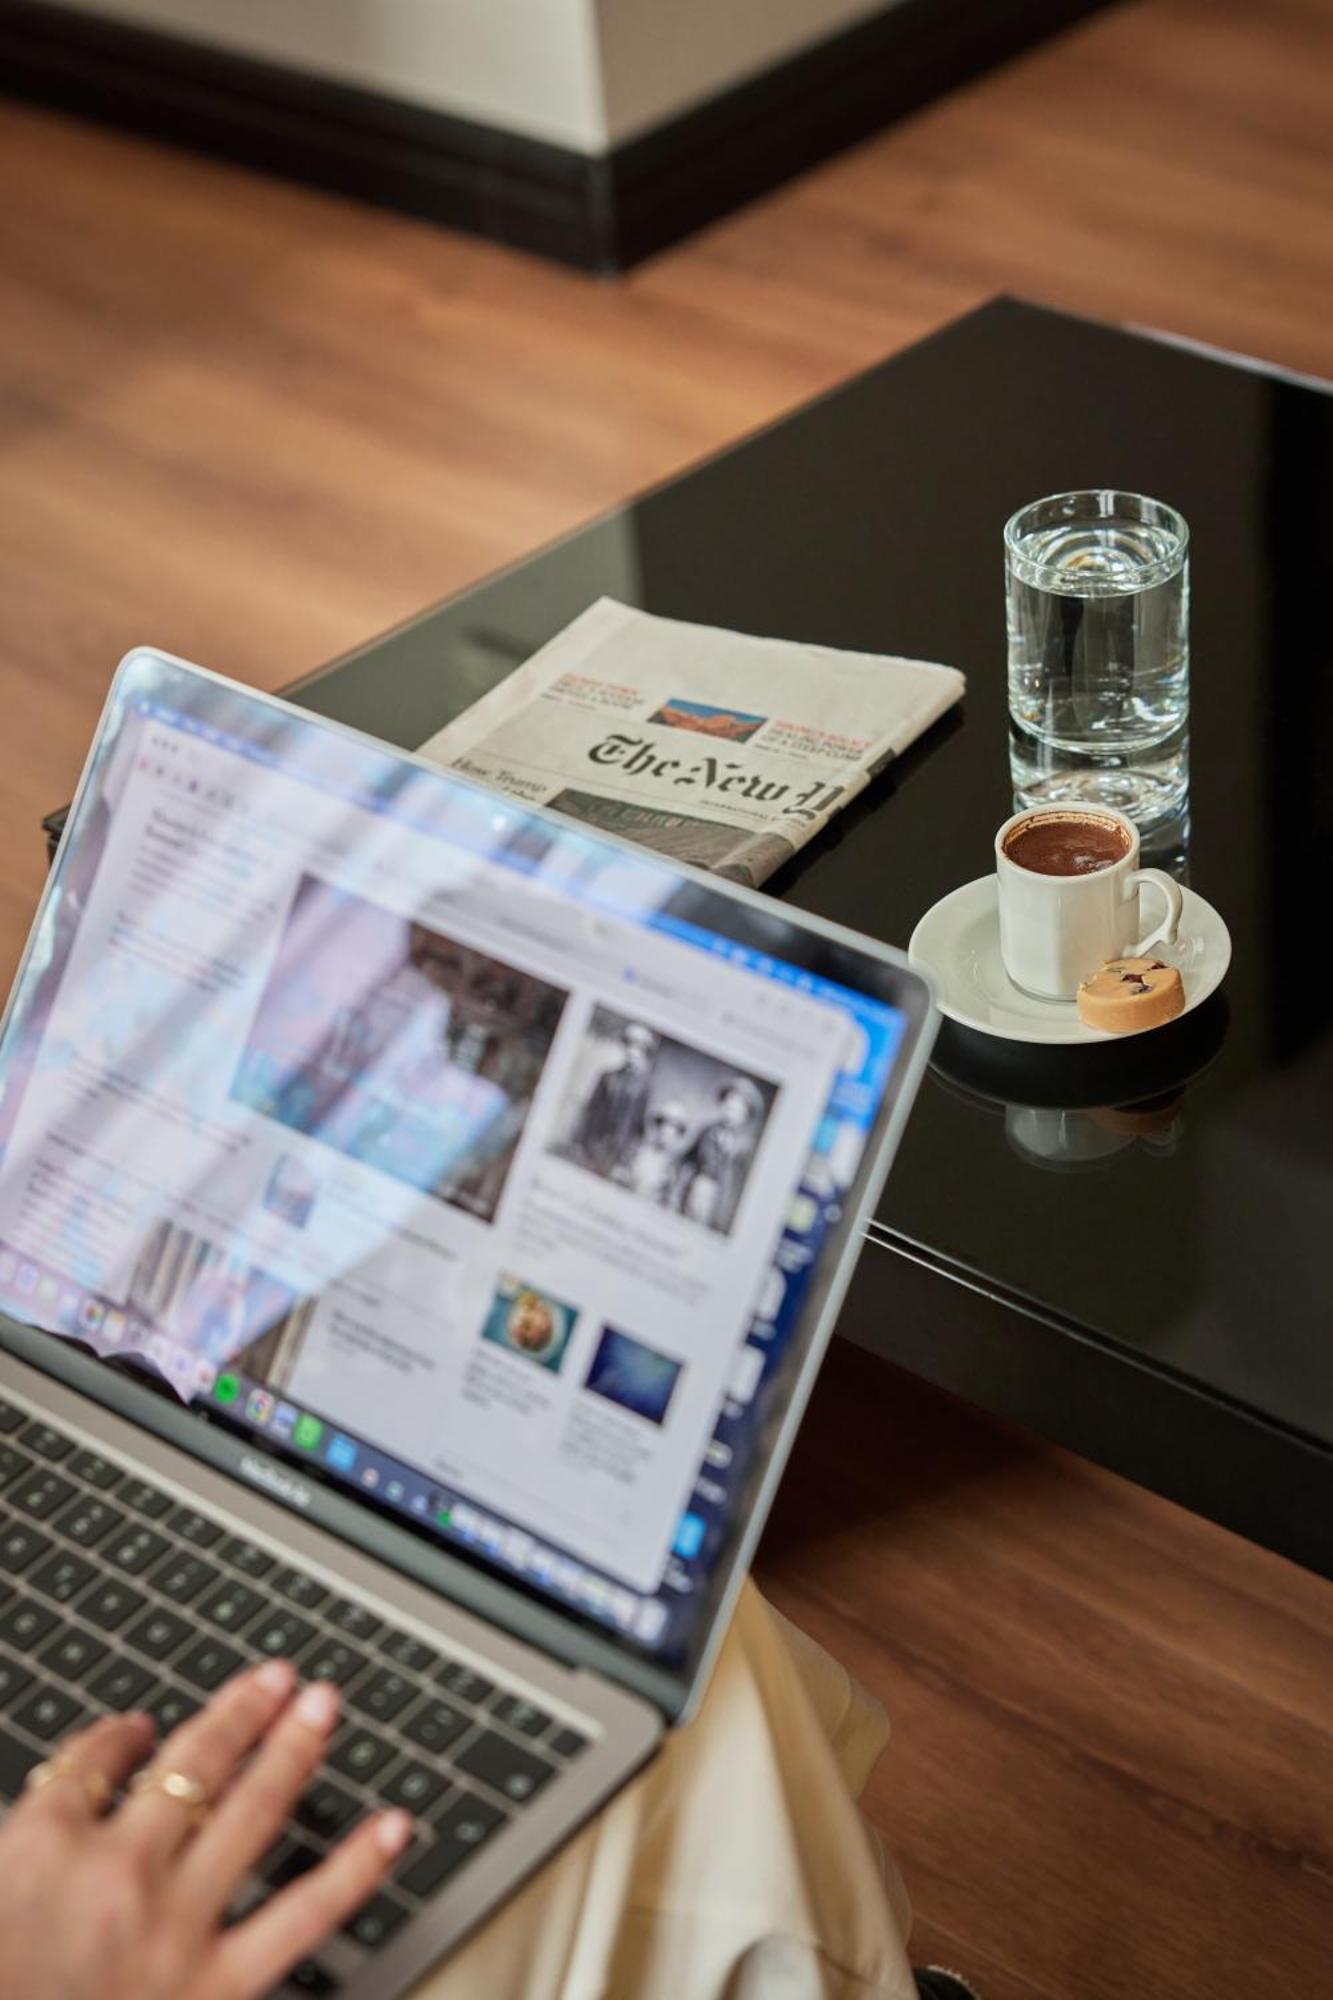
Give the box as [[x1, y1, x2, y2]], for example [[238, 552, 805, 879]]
[[995, 805, 1183, 1001]]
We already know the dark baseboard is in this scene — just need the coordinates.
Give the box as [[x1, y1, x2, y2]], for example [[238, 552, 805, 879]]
[[0, 0, 607, 267], [1, 0, 1118, 269], [601, 0, 1119, 267]]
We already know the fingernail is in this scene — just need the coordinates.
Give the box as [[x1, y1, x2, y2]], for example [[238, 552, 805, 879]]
[[293, 1679, 340, 1731], [375, 1809, 413, 1856], [256, 1659, 297, 1695]]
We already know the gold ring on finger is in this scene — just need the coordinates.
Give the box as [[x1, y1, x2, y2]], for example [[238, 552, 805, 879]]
[[24, 1754, 114, 1815], [129, 1765, 213, 1828]]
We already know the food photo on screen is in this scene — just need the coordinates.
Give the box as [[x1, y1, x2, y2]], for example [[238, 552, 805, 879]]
[[478, 1272, 579, 1373]]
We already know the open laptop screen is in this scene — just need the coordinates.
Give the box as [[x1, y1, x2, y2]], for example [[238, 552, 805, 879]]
[[0, 652, 926, 1676]]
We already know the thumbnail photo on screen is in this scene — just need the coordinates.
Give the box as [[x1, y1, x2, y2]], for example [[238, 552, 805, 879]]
[[479, 1272, 578, 1373], [129, 1214, 315, 1379], [583, 1326, 682, 1425], [263, 1153, 319, 1230], [550, 1004, 777, 1235], [233, 875, 569, 1224]]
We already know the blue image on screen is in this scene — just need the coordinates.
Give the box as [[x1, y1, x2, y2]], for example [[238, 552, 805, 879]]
[[584, 1326, 683, 1425], [673, 1512, 707, 1559]]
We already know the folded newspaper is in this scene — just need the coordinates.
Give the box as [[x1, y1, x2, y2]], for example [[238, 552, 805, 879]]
[[417, 598, 964, 888]]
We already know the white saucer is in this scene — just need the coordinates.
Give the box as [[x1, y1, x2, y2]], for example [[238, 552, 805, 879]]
[[908, 877, 1231, 1045]]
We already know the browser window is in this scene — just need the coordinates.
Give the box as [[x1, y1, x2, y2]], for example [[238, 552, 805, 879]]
[[0, 662, 908, 1660]]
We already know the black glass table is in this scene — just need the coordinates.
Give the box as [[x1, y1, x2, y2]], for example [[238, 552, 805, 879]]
[[48, 298, 1333, 1573]]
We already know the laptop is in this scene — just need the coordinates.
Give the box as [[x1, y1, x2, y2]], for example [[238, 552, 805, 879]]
[[0, 649, 936, 1996]]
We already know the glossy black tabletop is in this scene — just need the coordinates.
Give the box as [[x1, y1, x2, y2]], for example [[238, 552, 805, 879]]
[[255, 301, 1333, 1568]]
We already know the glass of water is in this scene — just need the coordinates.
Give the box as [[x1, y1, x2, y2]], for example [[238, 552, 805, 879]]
[[1005, 489, 1189, 824]]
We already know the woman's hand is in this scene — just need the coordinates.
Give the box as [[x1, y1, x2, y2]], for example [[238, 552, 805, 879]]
[[0, 1658, 412, 2000]]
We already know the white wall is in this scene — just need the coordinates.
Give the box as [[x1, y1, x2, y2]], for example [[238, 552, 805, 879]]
[[31, 0, 897, 153], [595, 0, 892, 146], [31, 0, 609, 150]]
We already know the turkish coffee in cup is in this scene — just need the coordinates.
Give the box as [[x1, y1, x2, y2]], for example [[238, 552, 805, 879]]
[[994, 805, 1182, 1000], [1001, 811, 1132, 878]]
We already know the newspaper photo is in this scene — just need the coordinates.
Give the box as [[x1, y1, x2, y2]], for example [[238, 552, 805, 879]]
[[416, 598, 965, 887]]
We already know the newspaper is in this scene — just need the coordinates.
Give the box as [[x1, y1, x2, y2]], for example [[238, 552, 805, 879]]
[[417, 598, 965, 887]]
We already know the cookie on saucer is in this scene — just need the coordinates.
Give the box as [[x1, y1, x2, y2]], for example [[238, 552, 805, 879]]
[[1076, 956, 1184, 1035]]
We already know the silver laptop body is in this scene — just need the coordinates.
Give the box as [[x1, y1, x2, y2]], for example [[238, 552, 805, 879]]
[[0, 651, 935, 1996]]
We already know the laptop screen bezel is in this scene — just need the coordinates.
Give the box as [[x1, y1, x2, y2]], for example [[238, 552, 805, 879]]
[[0, 650, 937, 1722]]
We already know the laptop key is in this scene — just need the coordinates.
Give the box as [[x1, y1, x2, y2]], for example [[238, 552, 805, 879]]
[[326, 1599, 382, 1642], [68, 1449, 122, 1491], [0, 1726, 41, 1798], [397, 1792, 507, 1899], [10, 1468, 76, 1519], [262, 1837, 320, 1890], [177, 1637, 245, 1692], [223, 1875, 267, 1927], [435, 1661, 493, 1706], [13, 1685, 85, 1740], [166, 1506, 223, 1549], [124, 1607, 194, 1662], [37, 1624, 110, 1682], [151, 1552, 219, 1603], [298, 1637, 368, 1688], [198, 1580, 265, 1635], [77, 1577, 146, 1631], [17, 1421, 73, 1463], [143, 1684, 200, 1736], [0, 1595, 62, 1651], [401, 1697, 467, 1757], [548, 1727, 590, 1760], [0, 1399, 24, 1434], [348, 1668, 413, 1726], [54, 1496, 125, 1549], [119, 1479, 173, 1519], [294, 1776, 361, 1842], [328, 1726, 395, 1786], [30, 1550, 98, 1605], [285, 1960, 339, 1996], [0, 1443, 33, 1487], [250, 1610, 317, 1659], [379, 1629, 438, 1675], [87, 1657, 157, 1711], [105, 1525, 171, 1575], [219, 1536, 275, 1580], [272, 1568, 327, 1611], [455, 1729, 555, 1806], [343, 1889, 410, 1951], [0, 1658, 36, 1708], [0, 1522, 52, 1573], [490, 1694, 550, 1739], [382, 1759, 449, 1815]]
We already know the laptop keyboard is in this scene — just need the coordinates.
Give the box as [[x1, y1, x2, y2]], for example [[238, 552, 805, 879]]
[[0, 1396, 591, 1995]]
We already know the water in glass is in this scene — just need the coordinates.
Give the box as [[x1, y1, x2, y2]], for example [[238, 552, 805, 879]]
[[1006, 492, 1188, 823]]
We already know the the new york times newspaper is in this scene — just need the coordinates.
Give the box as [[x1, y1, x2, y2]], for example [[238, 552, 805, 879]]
[[417, 599, 965, 888]]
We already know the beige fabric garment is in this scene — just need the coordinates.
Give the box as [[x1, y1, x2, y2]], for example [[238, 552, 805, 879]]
[[410, 1581, 916, 2000]]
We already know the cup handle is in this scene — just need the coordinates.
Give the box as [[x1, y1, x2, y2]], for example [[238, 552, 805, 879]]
[[1128, 868, 1184, 956]]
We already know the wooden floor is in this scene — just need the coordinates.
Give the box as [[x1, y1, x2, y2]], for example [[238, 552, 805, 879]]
[[758, 1346, 1333, 1999], [1, 0, 1331, 1990]]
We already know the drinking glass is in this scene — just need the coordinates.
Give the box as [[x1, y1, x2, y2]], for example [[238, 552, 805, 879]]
[[1005, 489, 1189, 824]]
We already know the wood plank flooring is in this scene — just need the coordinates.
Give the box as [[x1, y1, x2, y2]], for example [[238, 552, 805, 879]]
[[2, 0, 1332, 1991], [757, 1345, 1333, 1998]]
